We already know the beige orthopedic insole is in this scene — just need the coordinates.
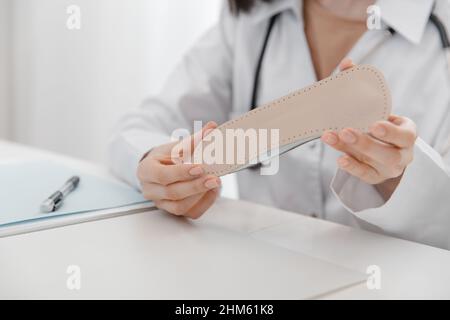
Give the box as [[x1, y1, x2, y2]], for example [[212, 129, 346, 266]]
[[192, 65, 392, 176]]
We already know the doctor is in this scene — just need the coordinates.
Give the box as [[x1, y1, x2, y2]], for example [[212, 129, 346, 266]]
[[109, 0, 450, 249]]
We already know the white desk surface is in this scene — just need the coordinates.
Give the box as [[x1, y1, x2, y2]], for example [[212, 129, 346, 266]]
[[1, 140, 450, 299]]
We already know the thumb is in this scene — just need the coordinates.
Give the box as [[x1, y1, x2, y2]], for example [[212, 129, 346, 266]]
[[171, 121, 218, 164]]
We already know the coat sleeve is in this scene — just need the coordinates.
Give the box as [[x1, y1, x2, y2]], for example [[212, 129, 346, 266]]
[[331, 113, 450, 249], [108, 4, 236, 189]]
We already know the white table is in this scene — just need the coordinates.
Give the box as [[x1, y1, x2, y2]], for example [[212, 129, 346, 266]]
[[1, 140, 450, 299]]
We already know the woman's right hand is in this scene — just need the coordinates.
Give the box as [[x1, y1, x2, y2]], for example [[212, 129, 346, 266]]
[[137, 122, 221, 219]]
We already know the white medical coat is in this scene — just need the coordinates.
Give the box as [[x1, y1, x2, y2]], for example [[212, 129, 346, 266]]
[[109, 0, 450, 249]]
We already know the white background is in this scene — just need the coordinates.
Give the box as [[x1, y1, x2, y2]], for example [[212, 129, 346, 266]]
[[0, 0, 222, 164]]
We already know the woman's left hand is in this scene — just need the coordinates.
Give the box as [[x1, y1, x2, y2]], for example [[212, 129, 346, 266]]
[[321, 59, 417, 200]]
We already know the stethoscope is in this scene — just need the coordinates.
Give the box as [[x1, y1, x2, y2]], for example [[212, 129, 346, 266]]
[[250, 11, 450, 158]]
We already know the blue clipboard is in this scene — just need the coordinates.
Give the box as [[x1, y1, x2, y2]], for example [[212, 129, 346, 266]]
[[0, 160, 149, 227]]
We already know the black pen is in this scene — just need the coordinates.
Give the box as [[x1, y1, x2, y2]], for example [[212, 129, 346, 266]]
[[40, 176, 80, 213]]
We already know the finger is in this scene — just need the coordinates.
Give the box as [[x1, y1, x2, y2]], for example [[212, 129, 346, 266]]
[[369, 116, 417, 148], [322, 129, 405, 177], [154, 192, 205, 216], [338, 58, 355, 71], [171, 121, 218, 163], [138, 158, 205, 185], [143, 175, 221, 200], [187, 121, 218, 157], [185, 188, 220, 219], [337, 155, 383, 184], [322, 131, 371, 164], [339, 128, 401, 165]]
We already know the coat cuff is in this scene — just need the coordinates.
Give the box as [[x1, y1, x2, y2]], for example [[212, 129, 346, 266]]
[[330, 168, 386, 213], [108, 129, 171, 190], [330, 138, 450, 249]]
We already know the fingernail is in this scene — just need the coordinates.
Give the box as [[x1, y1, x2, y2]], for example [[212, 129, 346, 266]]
[[203, 128, 214, 138], [338, 157, 350, 167], [205, 121, 217, 128], [205, 178, 220, 189], [372, 124, 386, 137], [340, 130, 356, 144], [323, 133, 338, 145], [189, 166, 204, 176]]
